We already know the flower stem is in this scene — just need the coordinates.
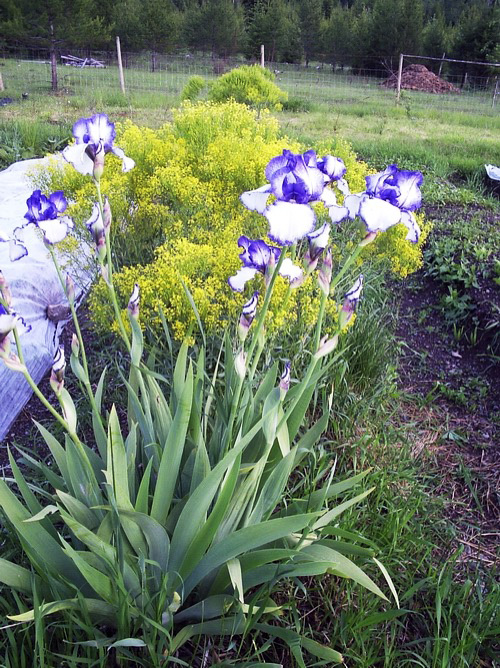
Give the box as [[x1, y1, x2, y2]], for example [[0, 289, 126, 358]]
[[48, 246, 106, 431], [95, 181, 131, 353], [330, 242, 363, 293], [12, 327, 69, 432]]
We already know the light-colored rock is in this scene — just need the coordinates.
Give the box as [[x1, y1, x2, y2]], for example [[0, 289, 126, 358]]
[[0, 156, 91, 440]]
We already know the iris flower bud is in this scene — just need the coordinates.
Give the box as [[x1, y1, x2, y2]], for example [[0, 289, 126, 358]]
[[238, 291, 258, 342], [128, 283, 140, 319], [339, 275, 364, 328], [318, 247, 333, 296], [50, 346, 66, 394]]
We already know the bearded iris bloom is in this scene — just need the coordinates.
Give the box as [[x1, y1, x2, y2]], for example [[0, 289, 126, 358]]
[[228, 236, 302, 292], [344, 165, 423, 243], [240, 150, 349, 245], [23, 190, 74, 245], [0, 227, 28, 262], [63, 113, 135, 177], [0, 302, 31, 359]]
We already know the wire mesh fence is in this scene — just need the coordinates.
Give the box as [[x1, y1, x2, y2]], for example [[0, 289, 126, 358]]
[[0, 46, 498, 117]]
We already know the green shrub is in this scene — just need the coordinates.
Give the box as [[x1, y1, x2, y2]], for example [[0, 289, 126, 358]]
[[208, 65, 287, 110], [180, 74, 206, 102]]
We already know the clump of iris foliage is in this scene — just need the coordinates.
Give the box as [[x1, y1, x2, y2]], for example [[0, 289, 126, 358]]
[[38, 101, 429, 343], [0, 109, 427, 665]]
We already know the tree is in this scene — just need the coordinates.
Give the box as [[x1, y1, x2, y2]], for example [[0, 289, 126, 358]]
[[140, 0, 181, 71], [0, 0, 110, 90], [357, 0, 424, 69], [422, 6, 450, 71], [183, 0, 245, 57], [296, 0, 323, 66], [246, 0, 302, 63], [321, 4, 355, 68], [450, 1, 500, 81]]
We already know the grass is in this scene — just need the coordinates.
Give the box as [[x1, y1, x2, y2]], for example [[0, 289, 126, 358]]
[[0, 54, 499, 667]]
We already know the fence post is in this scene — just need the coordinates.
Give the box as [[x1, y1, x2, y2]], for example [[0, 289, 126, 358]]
[[438, 52, 446, 77], [260, 44, 265, 68], [396, 53, 404, 103], [116, 36, 126, 95], [0, 71, 4, 92], [493, 77, 499, 108]]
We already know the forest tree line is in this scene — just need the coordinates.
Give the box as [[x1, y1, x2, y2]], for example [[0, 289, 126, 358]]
[[0, 0, 498, 76]]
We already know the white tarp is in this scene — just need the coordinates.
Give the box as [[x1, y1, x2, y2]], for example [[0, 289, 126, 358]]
[[485, 164, 500, 181], [0, 156, 91, 440]]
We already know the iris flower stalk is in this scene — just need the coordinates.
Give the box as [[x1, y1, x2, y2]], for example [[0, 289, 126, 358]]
[[46, 244, 107, 446], [222, 249, 288, 458]]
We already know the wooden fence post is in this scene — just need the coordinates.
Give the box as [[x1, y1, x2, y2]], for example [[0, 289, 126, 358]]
[[396, 53, 404, 103], [0, 71, 4, 92], [260, 44, 265, 68], [116, 36, 126, 95]]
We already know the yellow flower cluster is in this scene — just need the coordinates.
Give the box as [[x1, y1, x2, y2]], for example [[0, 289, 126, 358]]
[[39, 101, 428, 341]]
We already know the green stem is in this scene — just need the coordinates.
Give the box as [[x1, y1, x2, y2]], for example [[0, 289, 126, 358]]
[[247, 250, 286, 371], [48, 246, 106, 433], [314, 289, 328, 352], [330, 242, 363, 293], [12, 327, 69, 432], [95, 180, 131, 353]]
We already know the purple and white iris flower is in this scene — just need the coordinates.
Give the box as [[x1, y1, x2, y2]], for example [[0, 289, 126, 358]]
[[238, 291, 259, 341], [63, 113, 135, 177], [339, 275, 364, 328], [0, 302, 31, 359], [228, 236, 303, 292], [344, 165, 423, 243], [0, 227, 28, 262], [240, 150, 349, 245], [23, 190, 74, 245]]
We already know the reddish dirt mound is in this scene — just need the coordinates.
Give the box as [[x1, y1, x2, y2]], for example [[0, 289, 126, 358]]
[[382, 64, 460, 94]]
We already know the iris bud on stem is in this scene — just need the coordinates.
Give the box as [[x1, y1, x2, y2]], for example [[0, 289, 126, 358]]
[[314, 334, 339, 360], [318, 247, 333, 296], [0, 270, 12, 307], [92, 142, 105, 183], [66, 274, 75, 304], [128, 283, 140, 320], [50, 346, 66, 395], [238, 291, 258, 343], [235, 349, 247, 380], [359, 231, 378, 247]]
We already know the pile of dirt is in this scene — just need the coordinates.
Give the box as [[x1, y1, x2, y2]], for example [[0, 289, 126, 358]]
[[382, 64, 460, 94]]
